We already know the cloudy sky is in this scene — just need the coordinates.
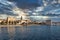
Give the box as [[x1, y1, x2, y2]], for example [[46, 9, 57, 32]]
[[0, 0, 60, 21]]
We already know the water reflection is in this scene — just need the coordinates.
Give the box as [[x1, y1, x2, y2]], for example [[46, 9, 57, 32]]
[[0, 25, 60, 40], [1, 27, 9, 40], [51, 25, 60, 40]]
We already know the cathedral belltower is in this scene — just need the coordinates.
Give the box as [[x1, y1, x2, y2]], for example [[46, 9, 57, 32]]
[[20, 16, 23, 21]]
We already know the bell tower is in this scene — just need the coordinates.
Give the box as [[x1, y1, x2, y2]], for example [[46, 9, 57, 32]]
[[20, 16, 23, 21]]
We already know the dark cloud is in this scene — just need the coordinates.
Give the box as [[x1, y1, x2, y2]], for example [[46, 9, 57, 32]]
[[0, 0, 18, 16], [8, 0, 40, 9]]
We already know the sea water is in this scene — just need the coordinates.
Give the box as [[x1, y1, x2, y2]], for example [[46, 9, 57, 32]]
[[0, 25, 60, 40]]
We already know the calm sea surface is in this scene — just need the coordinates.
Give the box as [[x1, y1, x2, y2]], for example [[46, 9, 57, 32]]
[[0, 25, 60, 40]]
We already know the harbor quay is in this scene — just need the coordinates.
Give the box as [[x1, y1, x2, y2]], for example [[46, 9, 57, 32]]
[[0, 16, 60, 26]]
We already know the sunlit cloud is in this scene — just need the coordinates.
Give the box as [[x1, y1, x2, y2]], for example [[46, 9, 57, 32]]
[[0, 0, 60, 21], [30, 16, 49, 21], [46, 8, 60, 14], [43, 0, 48, 6], [35, 6, 44, 12], [0, 0, 17, 15], [12, 6, 29, 19], [0, 0, 30, 19]]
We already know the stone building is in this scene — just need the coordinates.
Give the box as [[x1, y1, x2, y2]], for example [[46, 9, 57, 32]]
[[45, 20, 51, 25], [18, 16, 31, 25], [7, 17, 16, 24], [0, 19, 3, 23]]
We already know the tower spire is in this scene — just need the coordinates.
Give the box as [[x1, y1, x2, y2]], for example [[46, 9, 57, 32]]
[[21, 16, 22, 20]]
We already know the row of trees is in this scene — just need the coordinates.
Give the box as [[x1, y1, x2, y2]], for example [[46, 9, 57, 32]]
[[0, 20, 20, 25]]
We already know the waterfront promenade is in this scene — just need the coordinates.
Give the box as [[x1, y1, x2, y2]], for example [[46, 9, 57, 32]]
[[0, 17, 60, 26]]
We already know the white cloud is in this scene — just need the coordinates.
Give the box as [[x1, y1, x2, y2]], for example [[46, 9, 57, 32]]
[[32, 12, 37, 15], [47, 8, 60, 14], [58, 0, 60, 3], [51, 0, 57, 4], [0, 14, 8, 19], [0, 0, 13, 5], [0, 0, 29, 19], [30, 16, 49, 21], [35, 6, 44, 12], [43, 0, 48, 6]]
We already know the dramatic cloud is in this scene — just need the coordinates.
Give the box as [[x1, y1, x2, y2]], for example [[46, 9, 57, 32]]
[[0, 0, 28, 19], [0, 0, 17, 16], [0, 0, 60, 21], [8, 0, 40, 9]]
